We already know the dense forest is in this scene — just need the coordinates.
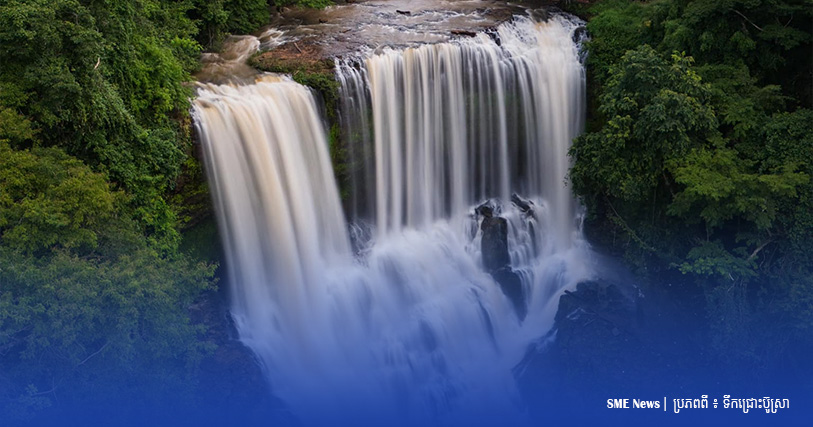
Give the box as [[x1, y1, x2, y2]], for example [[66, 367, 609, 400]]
[[0, 0, 321, 422], [0, 0, 810, 424], [570, 0, 812, 378]]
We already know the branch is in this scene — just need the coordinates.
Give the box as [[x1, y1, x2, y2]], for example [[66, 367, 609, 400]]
[[29, 386, 57, 397], [733, 10, 764, 32], [662, 170, 676, 198], [30, 377, 58, 397], [604, 195, 657, 253], [747, 239, 772, 263], [77, 342, 109, 367]]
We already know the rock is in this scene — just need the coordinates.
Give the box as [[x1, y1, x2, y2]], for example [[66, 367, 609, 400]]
[[555, 280, 638, 332], [529, 9, 549, 22], [451, 30, 477, 37], [485, 28, 501, 46], [573, 26, 588, 44], [510, 193, 538, 255], [513, 278, 683, 424], [481, 215, 510, 272], [189, 290, 297, 425], [510, 193, 535, 217], [475, 200, 498, 218], [492, 267, 527, 320], [477, 201, 526, 319], [396, 10, 411, 15]]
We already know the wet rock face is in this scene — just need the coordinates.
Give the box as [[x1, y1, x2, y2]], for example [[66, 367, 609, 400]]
[[513, 276, 721, 424], [491, 267, 527, 320], [480, 214, 511, 272], [549, 279, 643, 371], [476, 202, 527, 319], [555, 280, 639, 334], [510, 192, 534, 217], [190, 290, 298, 425], [513, 279, 643, 423]]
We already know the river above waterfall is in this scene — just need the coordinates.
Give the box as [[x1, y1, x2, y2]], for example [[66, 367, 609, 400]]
[[268, 0, 526, 52], [196, 1, 566, 83]]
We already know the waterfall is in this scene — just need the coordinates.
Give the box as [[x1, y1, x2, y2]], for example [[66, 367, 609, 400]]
[[194, 14, 590, 427], [337, 15, 586, 250]]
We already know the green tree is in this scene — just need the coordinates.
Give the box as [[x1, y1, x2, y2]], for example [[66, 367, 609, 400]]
[[584, 0, 656, 86], [0, 0, 198, 250], [0, 142, 216, 419], [653, 0, 812, 107], [0, 0, 293, 420], [573, 0, 813, 372], [572, 44, 808, 277]]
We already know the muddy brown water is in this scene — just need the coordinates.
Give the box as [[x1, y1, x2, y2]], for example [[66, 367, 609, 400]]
[[197, 0, 552, 82]]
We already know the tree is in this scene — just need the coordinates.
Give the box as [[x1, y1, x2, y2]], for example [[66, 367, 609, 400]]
[[0, 142, 216, 420], [573, 0, 813, 373]]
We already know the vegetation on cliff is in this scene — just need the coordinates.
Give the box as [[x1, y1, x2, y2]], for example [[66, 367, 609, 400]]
[[570, 0, 812, 373], [0, 0, 328, 421]]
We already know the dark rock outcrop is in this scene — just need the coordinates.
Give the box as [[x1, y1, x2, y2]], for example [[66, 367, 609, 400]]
[[510, 193, 538, 256], [513, 274, 716, 424], [510, 192, 535, 217], [513, 279, 643, 423], [189, 290, 298, 425], [479, 208, 510, 272], [451, 29, 477, 37], [491, 267, 527, 320], [476, 201, 526, 319]]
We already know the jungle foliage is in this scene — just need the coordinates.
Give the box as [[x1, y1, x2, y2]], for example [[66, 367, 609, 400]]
[[0, 0, 342, 421], [571, 0, 812, 372]]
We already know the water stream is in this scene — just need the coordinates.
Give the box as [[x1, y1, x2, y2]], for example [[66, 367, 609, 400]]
[[193, 11, 591, 427]]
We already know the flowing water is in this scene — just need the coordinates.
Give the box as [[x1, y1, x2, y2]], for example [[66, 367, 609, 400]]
[[337, 15, 585, 248], [194, 11, 591, 427]]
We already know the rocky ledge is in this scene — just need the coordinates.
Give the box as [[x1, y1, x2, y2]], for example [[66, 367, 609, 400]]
[[513, 270, 715, 423]]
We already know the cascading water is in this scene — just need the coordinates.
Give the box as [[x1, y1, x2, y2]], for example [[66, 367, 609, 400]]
[[337, 15, 586, 249], [194, 13, 592, 427]]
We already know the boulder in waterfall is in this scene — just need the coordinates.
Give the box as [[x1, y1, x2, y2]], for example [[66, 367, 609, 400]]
[[189, 290, 297, 425], [492, 267, 527, 320], [513, 274, 714, 423], [477, 200, 509, 271], [484, 28, 502, 46], [475, 200, 500, 218], [511, 193, 535, 217], [510, 193, 539, 256], [480, 214, 510, 272], [451, 30, 477, 37], [477, 201, 526, 319]]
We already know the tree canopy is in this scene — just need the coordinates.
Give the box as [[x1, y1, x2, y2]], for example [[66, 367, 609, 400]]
[[571, 0, 812, 371], [0, 0, 315, 420]]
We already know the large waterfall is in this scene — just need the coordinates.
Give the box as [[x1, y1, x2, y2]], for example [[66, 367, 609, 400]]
[[194, 14, 591, 427], [337, 15, 585, 249]]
